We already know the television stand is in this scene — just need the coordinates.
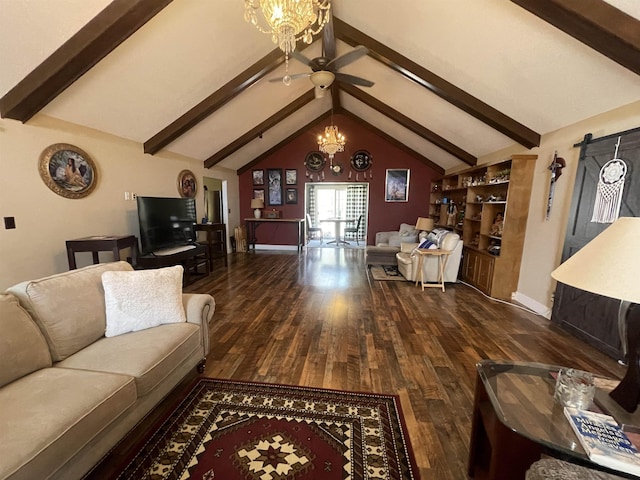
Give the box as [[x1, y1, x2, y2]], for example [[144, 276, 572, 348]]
[[136, 244, 209, 286]]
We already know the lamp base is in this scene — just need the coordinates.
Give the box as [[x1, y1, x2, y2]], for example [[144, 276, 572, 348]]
[[254, 208, 261, 219], [610, 304, 640, 413]]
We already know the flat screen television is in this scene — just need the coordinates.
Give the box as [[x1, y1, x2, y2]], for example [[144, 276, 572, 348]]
[[137, 196, 197, 255]]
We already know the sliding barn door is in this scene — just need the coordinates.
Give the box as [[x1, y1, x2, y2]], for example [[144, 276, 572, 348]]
[[552, 127, 640, 359]]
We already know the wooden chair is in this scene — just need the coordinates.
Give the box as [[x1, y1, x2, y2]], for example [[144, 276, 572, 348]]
[[306, 213, 323, 243], [344, 215, 363, 245]]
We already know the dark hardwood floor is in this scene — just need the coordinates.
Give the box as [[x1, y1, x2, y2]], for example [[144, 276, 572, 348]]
[[184, 248, 622, 479], [88, 247, 623, 479]]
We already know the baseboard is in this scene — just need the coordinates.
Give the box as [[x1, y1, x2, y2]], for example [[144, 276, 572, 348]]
[[512, 291, 552, 318], [252, 244, 299, 251]]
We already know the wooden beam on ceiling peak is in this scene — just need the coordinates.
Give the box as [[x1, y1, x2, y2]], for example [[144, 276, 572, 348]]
[[0, 0, 173, 122], [339, 82, 476, 166], [204, 89, 316, 169], [511, 0, 640, 76], [333, 17, 541, 149]]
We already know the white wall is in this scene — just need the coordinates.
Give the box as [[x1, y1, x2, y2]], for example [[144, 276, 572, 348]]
[[475, 101, 640, 316], [0, 114, 240, 290]]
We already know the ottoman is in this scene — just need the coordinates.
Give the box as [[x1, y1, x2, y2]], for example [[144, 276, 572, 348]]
[[365, 246, 400, 266], [526, 458, 624, 479]]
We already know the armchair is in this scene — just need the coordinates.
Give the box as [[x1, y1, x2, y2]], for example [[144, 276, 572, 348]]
[[396, 229, 463, 283]]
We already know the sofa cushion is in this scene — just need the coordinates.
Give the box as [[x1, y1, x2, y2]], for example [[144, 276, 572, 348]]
[[0, 294, 52, 388], [0, 367, 135, 480], [102, 265, 186, 337], [6, 261, 134, 362], [398, 223, 417, 237], [55, 323, 201, 397]]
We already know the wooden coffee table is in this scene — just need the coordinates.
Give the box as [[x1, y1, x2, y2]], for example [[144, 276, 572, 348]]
[[467, 360, 639, 479]]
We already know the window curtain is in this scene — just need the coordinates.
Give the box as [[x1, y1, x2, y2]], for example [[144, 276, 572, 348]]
[[346, 184, 368, 239], [307, 185, 317, 225]]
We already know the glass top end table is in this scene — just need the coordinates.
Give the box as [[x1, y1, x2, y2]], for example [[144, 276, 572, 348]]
[[468, 359, 639, 479]]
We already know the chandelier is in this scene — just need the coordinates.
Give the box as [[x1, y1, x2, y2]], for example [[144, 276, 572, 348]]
[[318, 124, 345, 159], [244, 1, 331, 83]]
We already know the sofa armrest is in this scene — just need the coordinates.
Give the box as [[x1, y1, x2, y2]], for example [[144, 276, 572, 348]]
[[375, 231, 399, 245], [400, 242, 419, 253], [182, 293, 215, 356]]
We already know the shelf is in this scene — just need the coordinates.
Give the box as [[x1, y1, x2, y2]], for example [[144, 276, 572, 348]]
[[484, 201, 507, 205], [488, 235, 503, 240]]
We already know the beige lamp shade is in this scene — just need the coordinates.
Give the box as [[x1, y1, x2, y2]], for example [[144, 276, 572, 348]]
[[551, 217, 640, 304], [250, 199, 264, 209], [416, 217, 434, 232]]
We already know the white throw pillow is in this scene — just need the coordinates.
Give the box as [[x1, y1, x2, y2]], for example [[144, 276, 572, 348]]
[[102, 265, 186, 338]]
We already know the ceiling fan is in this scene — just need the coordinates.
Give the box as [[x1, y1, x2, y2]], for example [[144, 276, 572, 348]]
[[270, 45, 374, 97]]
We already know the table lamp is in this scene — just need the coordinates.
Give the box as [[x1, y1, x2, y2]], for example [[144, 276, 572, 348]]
[[250, 199, 264, 219], [551, 217, 640, 412], [416, 217, 435, 241]]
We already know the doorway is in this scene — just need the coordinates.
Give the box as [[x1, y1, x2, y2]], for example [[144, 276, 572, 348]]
[[305, 182, 369, 243]]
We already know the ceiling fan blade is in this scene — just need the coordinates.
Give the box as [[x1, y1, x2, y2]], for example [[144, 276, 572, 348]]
[[290, 50, 313, 67], [327, 45, 369, 70], [334, 72, 374, 87], [267, 73, 310, 83]]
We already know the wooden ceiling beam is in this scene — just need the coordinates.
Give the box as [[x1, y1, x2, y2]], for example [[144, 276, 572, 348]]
[[333, 17, 541, 149], [144, 48, 284, 155], [339, 108, 445, 175], [339, 82, 476, 166], [0, 0, 172, 122], [237, 111, 332, 175], [204, 89, 316, 168], [511, 0, 640, 76]]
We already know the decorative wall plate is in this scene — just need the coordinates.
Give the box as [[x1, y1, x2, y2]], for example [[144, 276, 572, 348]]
[[38, 143, 97, 199], [350, 150, 372, 171], [304, 151, 326, 172], [177, 169, 198, 198]]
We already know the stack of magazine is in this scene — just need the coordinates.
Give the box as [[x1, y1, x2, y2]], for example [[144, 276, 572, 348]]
[[564, 407, 640, 476]]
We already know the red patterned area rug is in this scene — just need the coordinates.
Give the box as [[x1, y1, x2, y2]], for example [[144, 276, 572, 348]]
[[112, 378, 420, 480]]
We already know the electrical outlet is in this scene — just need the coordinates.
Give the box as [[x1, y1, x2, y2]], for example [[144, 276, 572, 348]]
[[132, 193, 137, 200]]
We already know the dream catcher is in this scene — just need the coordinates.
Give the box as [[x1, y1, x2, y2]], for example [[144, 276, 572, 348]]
[[591, 137, 627, 223]]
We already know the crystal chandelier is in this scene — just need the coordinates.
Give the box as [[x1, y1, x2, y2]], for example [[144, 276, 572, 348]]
[[244, 1, 331, 84], [318, 124, 345, 159]]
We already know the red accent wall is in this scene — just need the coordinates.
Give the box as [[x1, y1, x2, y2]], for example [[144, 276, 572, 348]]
[[239, 113, 440, 245]]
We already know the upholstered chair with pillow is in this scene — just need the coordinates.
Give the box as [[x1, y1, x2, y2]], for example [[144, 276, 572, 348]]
[[396, 229, 463, 283]]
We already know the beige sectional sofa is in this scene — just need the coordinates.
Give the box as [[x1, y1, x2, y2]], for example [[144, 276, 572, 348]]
[[0, 262, 215, 480]]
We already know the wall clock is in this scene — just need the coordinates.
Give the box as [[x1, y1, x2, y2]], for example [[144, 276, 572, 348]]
[[350, 150, 372, 171], [304, 151, 326, 172]]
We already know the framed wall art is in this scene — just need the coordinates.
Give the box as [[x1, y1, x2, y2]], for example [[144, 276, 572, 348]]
[[177, 170, 198, 198], [285, 169, 297, 185], [253, 169, 264, 186], [385, 169, 410, 202], [267, 168, 283, 206], [285, 188, 298, 204], [253, 189, 265, 202], [38, 143, 98, 199]]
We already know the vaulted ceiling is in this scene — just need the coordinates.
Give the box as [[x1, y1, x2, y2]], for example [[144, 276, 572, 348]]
[[1, 0, 639, 176]]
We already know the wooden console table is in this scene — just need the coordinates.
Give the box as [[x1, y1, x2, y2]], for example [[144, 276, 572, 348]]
[[245, 218, 305, 252], [66, 235, 138, 270], [195, 223, 228, 269], [136, 244, 209, 286]]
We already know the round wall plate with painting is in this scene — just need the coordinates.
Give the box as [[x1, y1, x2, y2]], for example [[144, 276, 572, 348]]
[[304, 151, 326, 172], [350, 150, 372, 171], [38, 143, 98, 199], [177, 169, 198, 198]]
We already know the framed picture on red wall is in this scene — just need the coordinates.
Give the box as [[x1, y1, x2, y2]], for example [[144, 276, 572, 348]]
[[285, 188, 297, 204], [385, 169, 410, 202], [285, 169, 297, 185], [267, 168, 283, 206], [253, 189, 264, 202], [252, 169, 264, 186]]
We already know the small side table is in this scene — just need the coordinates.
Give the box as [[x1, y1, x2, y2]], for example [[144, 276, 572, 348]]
[[195, 223, 228, 269], [66, 235, 138, 270], [414, 248, 452, 292]]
